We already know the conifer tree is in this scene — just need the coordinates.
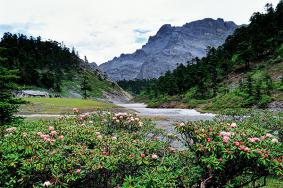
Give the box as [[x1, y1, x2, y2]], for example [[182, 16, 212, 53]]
[[0, 48, 24, 125], [80, 75, 92, 99]]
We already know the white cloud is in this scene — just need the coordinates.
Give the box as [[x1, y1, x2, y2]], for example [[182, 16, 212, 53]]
[[0, 0, 280, 64]]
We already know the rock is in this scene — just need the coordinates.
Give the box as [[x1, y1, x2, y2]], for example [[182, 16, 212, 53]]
[[89, 62, 98, 69], [99, 18, 238, 80], [267, 101, 283, 111]]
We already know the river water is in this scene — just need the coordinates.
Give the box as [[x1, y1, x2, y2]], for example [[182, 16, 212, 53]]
[[116, 103, 215, 120], [116, 103, 216, 150]]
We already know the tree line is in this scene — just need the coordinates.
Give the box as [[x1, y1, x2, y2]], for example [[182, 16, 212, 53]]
[[118, 1, 283, 106], [0, 33, 84, 92]]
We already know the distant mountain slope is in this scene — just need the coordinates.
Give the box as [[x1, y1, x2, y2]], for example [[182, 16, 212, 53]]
[[118, 1, 283, 109], [99, 18, 238, 80], [0, 33, 130, 101]]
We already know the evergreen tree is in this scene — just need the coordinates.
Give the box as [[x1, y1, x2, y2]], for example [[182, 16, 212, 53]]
[[263, 74, 273, 95], [80, 75, 92, 99], [246, 74, 253, 97], [0, 48, 24, 125]]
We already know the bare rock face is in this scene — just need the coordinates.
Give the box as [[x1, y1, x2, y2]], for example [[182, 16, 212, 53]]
[[99, 18, 238, 81]]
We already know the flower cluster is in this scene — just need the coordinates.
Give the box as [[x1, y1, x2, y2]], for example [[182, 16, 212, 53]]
[[109, 112, 143, 131], [73, 108, 80, 114], [36, 126, 64, 144], [79, 112, 90, 121], [113, 113, 142, 125], [219, 131, 235, 144], [6, 127, 17, 133], [175, 119, 282, 186]]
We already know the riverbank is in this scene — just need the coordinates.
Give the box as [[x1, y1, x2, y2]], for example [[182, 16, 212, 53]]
[[18, 98, 130, 115]]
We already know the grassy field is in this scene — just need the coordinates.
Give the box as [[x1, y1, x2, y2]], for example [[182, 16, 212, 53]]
[[18, 98, 117, 115]]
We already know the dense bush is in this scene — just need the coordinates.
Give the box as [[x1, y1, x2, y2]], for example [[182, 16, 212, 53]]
[[0, 111, 183, 187], [1, 108, 282, 187], [175, 116, 283, 187]]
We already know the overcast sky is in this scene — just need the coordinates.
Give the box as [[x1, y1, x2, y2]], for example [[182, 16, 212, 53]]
[[0, 0, 280, 64]]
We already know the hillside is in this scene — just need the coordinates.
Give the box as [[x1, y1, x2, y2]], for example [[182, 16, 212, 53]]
[[118, 2, 283, 111], [0, 33, 130, 102], [99, 18, 238, 80]]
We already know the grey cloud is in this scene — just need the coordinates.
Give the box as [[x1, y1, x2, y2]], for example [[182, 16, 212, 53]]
[[133, 29, 150, 34], [0, 22, 44, 37]]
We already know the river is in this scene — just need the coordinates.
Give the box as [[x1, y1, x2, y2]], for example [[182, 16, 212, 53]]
[[116, 103, 215, 150]]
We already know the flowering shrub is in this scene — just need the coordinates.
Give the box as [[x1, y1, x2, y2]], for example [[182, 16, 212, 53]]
[[175, 119, 283, 187], [0, 110, 180, 187], [110, 112, 144, 131], [0, 109, 282, 187]]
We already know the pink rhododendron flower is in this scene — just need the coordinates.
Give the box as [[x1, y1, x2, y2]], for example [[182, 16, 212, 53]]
[[73, 108, 79, 113], [22, 132, 28, 137], [230, 123, 237, 128], [138, 122, 143, 127], [50, 139, 56, 144], [220, 131, 227, 136], [6, 127, 16, 133], [37, 132, 43, 136], [41, 134, 50, 141], [129, 154, 135, 158], [179, 122, 185, 126], [240, 146, 250, 152], [97, 135, 103, 139], [244, 147, 250, 152], [248, 137, 260, 142], [58, 135, 64, 140], [234, 141, 240, 147], [48, 126, 54, 131], [260, 136, 267, 140], [266, 133, 273, 138], [79, 115, 85, 121], [226, 132, 232, 137], [44, 138, 50, 142], [102, 151, 109, 156], [220, 131, 234, 138], [50, 130, 57, 135], [154, 136, 160, 141], [151, 154, 158, 160], [271, 138, 279, 143], [223, 136, 230, 143], [76, 169, 81, 174], [207, 138, 212, 142], [140, 153, 146, 158]]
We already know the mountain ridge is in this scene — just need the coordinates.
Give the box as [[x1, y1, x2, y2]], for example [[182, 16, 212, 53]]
[[99, 18, 238, 80]]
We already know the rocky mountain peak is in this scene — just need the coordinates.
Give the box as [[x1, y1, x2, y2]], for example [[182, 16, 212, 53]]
[[99, 18, 239, 81], [157, 24, 173, 34]]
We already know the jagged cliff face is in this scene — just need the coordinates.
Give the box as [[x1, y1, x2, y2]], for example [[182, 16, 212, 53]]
[[99, 18, 238, 80]]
